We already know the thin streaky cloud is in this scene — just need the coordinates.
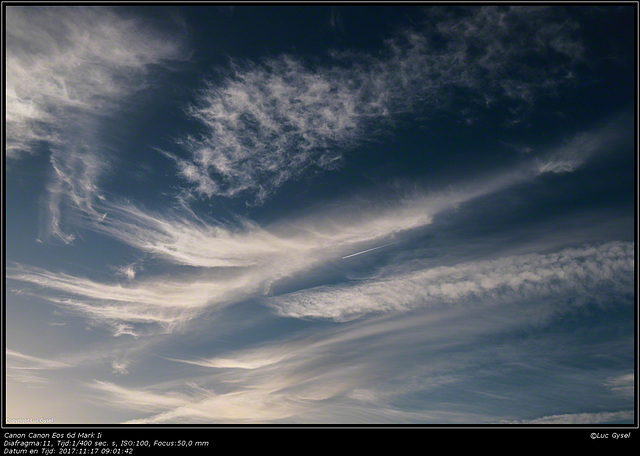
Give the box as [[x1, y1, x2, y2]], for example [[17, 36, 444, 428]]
[[163, 355, 287, 370], [6, 349, 71, 370], [7, 117, 629, 335], [505, 410, 634, 425], [270, 241, 633, 321], [6, 6, 188, 243], [94, 278, 630, 424], [90, 381, 192, 412], [5, 5, 633, 425], [6, 6, 186, 159], [6, 349, 71, 386], [604, 373, 635, 398], [87, 114, 626, 269]]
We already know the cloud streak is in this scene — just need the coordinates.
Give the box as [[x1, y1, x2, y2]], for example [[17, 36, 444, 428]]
[[4, 5, 633, 426], [90, 269, 633, 424], [6, 6, 185, 159], [6, 349, 71, 386], [604, 373, 635, 398], [6, 6, 187, 243], [5, 265, 259, 336], [270, 241, 634, 321], [506, 410, 634, 424], [88, 113, 625, 266], [7, 114, 629, 336]]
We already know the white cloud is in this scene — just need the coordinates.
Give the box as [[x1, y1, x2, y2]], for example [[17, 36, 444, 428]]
[[5, 6, 185, 159], [5, 265, 256, 335], [110, 358, 131, 375], [164, 355, 287, 370], [534, 113, 631, 174], [269, 241, 634, 321], [506, 410, 634, 424], [6, 349, 71, 370], [114, 264, 141, 282], [88, 115, 623, 269], [91, 381, 191, 412], [91, 289, 630, 424], [91, 346, 365, 423], [42, 143, 111, 244], [172, 6, 585, 203], [6, 6, 187, 243], [80, 239, 634, 424], [604, 373, 634, 398], [6, 349, 71, 386], [7, 115, 629, 336]]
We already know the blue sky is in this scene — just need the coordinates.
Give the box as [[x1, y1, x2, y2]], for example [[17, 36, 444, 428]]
[[4, 4, 636, 425]]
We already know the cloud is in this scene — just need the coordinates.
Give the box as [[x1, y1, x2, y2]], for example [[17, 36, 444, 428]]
[[75, 223, 633, 424], [5, 265, 253, 336], [5, 6, 186, 159], [5, 6, 187, 243], [269, 241, 634, 321], [4, 6, 633, 426], [92, 279, 633, 424], [604, 373, 634, 398], [84, 201, 308, 268], [90, 339, 375, 423], [42, 143, 110, 244], [533, 112, 632, 174], [88, 114, 626, 267], [6, 349, 71, 386], [91, 381, 192, 412], [91, 374, 315, 423], [7, 115, 629, 336], [171, 6, 585, 203], [505, 410, 634, 424], [114, 263, 142, 282], [163, 354, 287, 370], [6, 349, 71, 370]]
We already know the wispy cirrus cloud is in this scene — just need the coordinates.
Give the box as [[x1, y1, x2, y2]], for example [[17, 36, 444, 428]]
[[171, 6, 585, 203], [604, 373, 634, 398], [88, 113, 627, 266], [91, 381, 193, 413], [6, 6, 186, 159], [93, 380, 304, 423], [533, 112, 632, 174], [5, 265, 252, 336], [7, 115, 629, 336], [6, 349, 71, 370], [269, 241, 634, 321], [5, 5, 633, 426], [90, 274, 633, 424], [6, 349, 71, 386], [6, 6, 187, 243], [505, 410, 634, 424], [90, 327, 425, 423]]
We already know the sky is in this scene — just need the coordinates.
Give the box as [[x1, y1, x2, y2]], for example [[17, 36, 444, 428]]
[[3, 4, 637, 426]]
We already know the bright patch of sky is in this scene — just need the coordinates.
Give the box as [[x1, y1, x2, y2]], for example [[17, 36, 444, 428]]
[[4, 4, 636, 427]]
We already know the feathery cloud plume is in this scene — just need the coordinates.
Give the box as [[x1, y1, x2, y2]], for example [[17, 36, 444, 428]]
[[6, 349, 71, 386], [93, 273, 633, 424], [172, 6, 584, 203], [5, 265, 262, 336], [87, 114, 626, 268], [269, 241, 633, 321], [6, 6, 187, 242], [6, 6, 185, 159], [8, 115, 628, 336]]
